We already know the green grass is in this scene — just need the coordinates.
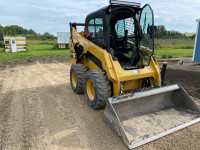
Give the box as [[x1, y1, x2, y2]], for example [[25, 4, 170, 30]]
[[154, 39, 195, 59], [0, 40, 69, 63], [155, 48, 194, 59], [182, 33, 195, 37], [155, 39, 194, 49], [27, 44, 54, 51]]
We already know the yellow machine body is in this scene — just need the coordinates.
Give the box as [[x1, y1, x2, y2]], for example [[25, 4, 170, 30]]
[[69, 27, 160, 96]]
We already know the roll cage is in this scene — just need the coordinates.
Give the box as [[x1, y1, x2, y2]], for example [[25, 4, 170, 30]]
[[70, 1, 155, 68]]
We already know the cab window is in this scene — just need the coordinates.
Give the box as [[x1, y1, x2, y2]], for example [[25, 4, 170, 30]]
[[87, 18, 104, 48], [115, 17, 135, 39]]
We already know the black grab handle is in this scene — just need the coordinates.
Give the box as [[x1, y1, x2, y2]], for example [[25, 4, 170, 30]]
[[161, 62, 167, 85]]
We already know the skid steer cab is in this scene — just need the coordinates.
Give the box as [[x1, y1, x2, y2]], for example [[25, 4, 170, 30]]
[[69, 0, 200, 149]]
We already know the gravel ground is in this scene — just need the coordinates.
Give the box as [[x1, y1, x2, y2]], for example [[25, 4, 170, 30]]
[[0, 56, 199, 150], [158, 57, 200, 72]]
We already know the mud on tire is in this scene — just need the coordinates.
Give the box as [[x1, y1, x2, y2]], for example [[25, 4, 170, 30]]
[[84, 70, 111, 109], [70, 64, 87, 94]]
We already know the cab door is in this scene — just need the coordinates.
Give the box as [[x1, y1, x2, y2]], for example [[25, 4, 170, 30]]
[[11, 38, 17, 52], [139, 4, 154, 66]]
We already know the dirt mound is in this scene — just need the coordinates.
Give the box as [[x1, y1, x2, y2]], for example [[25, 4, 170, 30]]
[[165, 69, 200, 99], [0, 55, 69, 69]]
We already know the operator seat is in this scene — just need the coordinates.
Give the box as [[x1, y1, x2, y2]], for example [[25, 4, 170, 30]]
[[109, 32, 130, 56]]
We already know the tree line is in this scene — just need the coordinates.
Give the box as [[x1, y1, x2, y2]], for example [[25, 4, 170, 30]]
[[0, 25, 56, 40], [155, 25, 195, 39], [0, 24, 195, 40]]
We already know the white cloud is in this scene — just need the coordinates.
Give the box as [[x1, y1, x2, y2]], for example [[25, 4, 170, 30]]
[[0, 0, 199, 34], [145, 0, 200, 32]]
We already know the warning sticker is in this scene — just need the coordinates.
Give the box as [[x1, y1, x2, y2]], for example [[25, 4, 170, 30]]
[[133, 70, 140, 74]]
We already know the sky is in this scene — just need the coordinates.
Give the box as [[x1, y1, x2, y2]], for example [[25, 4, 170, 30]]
[[0, 0, 199, 35]]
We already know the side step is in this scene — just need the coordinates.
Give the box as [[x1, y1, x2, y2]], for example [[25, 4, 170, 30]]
[[103, 84, 200, 149]]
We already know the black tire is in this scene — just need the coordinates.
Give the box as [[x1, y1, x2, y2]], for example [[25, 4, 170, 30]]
[[70, 64, 87, 94], [84, 70, 111, 109]]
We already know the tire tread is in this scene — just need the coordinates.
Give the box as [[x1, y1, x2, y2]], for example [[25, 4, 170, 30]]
[[70, 64, 87, 94], [84, 70, 111, 109]]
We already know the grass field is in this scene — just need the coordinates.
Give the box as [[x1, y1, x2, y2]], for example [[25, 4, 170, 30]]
[[182, 33, 196, 37], [155, 48, 194, 59], [0, 40, 69, 63], [0, 38, 195, 63], [155, 39, 195, 59]]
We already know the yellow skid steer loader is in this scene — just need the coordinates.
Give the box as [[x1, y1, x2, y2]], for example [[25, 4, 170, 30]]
[[69, 0, 200, 149]]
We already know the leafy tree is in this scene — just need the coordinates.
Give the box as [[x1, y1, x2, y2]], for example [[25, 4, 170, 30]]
[[156, 25, 167, 39], [155, 25, 186, 39], [44, 32, 50, 36], [0, 25, 4, 34]]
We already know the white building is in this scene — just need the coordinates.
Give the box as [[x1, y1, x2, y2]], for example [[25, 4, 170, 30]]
[[57, 32, 70, 49], [4, 36, 26, 52]]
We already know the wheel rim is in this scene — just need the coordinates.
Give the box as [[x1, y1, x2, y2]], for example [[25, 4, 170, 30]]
[[71, 71, 77, 87], [86, 79, 95, 100]]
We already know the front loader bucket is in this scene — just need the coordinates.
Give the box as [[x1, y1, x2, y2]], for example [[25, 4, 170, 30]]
[[103, 84, 200, 149]]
